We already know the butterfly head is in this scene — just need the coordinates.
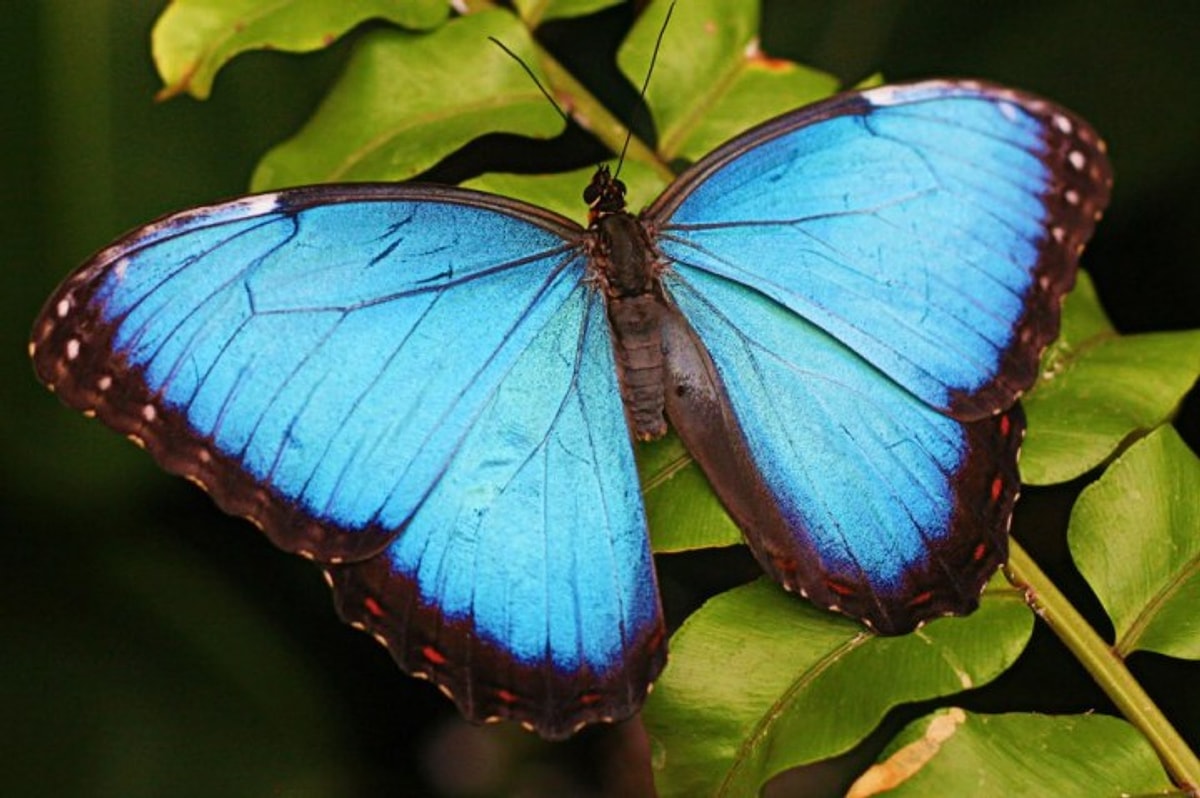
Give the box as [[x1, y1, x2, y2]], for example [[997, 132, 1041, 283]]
[[584, 165, 628, 223]]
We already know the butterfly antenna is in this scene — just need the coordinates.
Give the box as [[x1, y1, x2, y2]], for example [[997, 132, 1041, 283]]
[[487, 36, 571, 127], [615, 0, 676, 178]]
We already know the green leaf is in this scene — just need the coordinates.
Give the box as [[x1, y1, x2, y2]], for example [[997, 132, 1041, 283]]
[[512, 0, 625, 26], [617, 0, 839, 163], [1020, 272, 1200, 485], [251, 10, 564, 189], [638, 433, 740, 552], [1068, 425, 1200, 659], [848, 709, 1174, 797], [644, 577, 1033, 798], [152, 0, 448, 100]]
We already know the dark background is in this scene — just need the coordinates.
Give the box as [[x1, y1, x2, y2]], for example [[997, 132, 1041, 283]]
[[3, 2, 1198, 796]]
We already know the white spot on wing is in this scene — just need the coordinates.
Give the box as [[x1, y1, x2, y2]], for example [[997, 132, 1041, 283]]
[[56, 298, 71, 318], [1068, 150, 1086, 170], [66, 339, 80, 360], [230, 193, 283, 217], [864, 84, 920, 106], [998, 102, 1019, 122], [1065, 189, 1080, 205], [1053, 114, 1073, 134], [97, 375, 112, 391], [141, 403, 156, 421]]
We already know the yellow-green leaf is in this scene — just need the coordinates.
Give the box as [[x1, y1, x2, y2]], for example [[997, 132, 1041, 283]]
[[251, 10, 564, 189], [1069, 425, 1200, 659], [617, 0, 838, 163], [1021, 272, 1200, 484], [153, 0, 448, 100], [851, 709, 1173, 796], [645, 576, 1032, 798]]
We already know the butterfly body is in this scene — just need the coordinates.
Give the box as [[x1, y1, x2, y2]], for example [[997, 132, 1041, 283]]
[[587, 189, 673, 441], [31, 80, 1110, 739]]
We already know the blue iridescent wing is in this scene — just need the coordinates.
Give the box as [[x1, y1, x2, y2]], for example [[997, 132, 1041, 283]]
[[30, 185, 665, 737], [660, 271, 1022, 633], [651, 80, 1111, 420], [328, 282, 664, 738], [650, 81, 1111, 632]]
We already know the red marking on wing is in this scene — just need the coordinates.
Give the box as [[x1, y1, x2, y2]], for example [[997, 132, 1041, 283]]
[[907, 590, 934, 608], [973, 542, 989, 562], [1000, 413, 1012, 437], [495, 689, 518, 705], [990, 475, 1004, 502], [825, 579, 857, 597], [363, 596, 384, 618], [422, 645, 447, 666], [579, 692, 603, 707], [773, 555, 798, 578], [646, 626, 665, 652]]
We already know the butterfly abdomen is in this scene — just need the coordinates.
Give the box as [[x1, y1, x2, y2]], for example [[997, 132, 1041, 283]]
[[608, 293, 668, 440], [591, 212, 670, 440]]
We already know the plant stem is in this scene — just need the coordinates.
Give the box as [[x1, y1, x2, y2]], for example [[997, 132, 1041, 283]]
[[1006, 541, 1200, 794]]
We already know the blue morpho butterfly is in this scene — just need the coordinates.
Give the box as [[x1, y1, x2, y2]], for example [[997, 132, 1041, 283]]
[[31, 80, 1110, 740]]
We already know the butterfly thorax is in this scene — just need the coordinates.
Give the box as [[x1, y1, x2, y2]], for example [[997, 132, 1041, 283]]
[[587, 177, 670, 441]]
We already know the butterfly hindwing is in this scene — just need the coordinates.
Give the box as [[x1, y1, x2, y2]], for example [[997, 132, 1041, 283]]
[[662, 267, 1022, 632], [330, 282, 665, 739], [31, 185, 665, 735]]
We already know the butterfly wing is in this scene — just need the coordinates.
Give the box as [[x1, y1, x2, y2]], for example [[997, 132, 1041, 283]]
[[650, 81, 1110, 632], [650, 80, 1111, 420], [31, 184, 665, 736], [329, 280, 664, 738], [661, 271, 1022, 633]]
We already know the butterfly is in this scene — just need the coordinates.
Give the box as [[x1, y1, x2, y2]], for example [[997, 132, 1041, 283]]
[[30, 79, 1110, 740]]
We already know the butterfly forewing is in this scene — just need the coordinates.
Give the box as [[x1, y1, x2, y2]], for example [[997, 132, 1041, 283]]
[[650, 80, 1111, 420]]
